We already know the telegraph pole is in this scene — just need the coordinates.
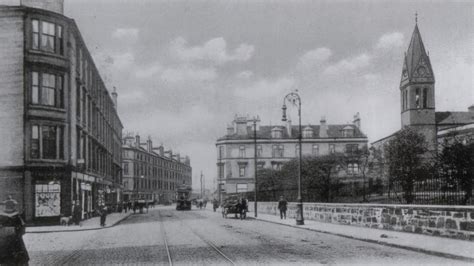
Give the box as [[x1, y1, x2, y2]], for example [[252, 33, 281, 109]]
[[200, 171, 203, 199]]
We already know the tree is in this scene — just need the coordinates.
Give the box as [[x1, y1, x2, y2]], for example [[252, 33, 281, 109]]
[[385, 127, 428, 204], [281, 153, 346, 202], [437, 137, 474, 204]]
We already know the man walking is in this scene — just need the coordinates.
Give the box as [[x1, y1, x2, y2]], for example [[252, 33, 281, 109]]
[[278, 196, 287, 219]]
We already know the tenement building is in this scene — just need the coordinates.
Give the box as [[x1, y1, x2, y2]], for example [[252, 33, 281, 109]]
[[216, 114, 368, 195], [372, 20, 474, 171], [0, 1, 123, 224], [122, 134, 192, 204]]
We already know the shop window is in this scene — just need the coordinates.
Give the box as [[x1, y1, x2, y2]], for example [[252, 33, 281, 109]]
[[35, 182, 61, 217]]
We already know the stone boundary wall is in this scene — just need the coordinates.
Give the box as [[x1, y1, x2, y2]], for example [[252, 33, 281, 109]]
[[248, 201, 474, 241]]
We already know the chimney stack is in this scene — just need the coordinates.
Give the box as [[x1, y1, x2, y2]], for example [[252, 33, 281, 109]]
[[135, 134, 140, 148], [353, 112, 361, 128], [319, 116, 328, 138], [234, 116, 248, 136], [226, 124, 234, 136], [146, 136, 153, 152]]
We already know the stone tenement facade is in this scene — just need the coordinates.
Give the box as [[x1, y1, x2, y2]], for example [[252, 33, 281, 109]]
[[0, 1, 123, 224], [122, 134, 192, 204], [249, 202, 474, 241], [216, 114, 368, 195]]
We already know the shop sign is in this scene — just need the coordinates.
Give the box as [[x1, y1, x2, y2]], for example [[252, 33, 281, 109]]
[[80, 182, 92, 191]]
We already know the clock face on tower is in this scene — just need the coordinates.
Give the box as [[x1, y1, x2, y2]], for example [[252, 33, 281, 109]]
[[417, 66, 426, 76]]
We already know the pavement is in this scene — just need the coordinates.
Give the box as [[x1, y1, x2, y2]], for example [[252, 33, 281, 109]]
[[25, 211, 132, 233], [221, 206, 474, 262]]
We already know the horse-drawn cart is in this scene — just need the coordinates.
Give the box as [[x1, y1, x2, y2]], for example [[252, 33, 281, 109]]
[[221, 197, 247, 219]]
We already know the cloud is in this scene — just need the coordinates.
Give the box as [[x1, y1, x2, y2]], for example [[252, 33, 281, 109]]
[[297, 47, 332, 70], [160, 65, 218, 83], [376, 32, 404, 50], [236, 70, 253, 79], [234, 77, 295, 100], [112, 52, 135, 69], [323, 53, 372, 75], [112, 28, 139, 42], [135, 64, 163, 78], [170, 37, 255, 65]]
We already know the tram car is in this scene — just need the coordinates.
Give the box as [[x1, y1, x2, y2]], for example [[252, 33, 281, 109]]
[[176, 184, 192, 210]]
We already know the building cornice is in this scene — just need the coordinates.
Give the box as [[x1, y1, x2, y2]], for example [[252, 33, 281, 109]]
[[216, 138, 368, 145]]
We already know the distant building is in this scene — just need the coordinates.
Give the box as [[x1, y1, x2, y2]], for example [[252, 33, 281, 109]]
[[0, 1, 123, 223], [121, 134, 192, 204], [216, 113, 368, 195], [372, 21, 474, 176]]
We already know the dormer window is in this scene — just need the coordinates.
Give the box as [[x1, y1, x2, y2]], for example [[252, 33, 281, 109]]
[[303, 126, 313, 138], [271, 127, 283, 138], [342, 126, 354, 137]]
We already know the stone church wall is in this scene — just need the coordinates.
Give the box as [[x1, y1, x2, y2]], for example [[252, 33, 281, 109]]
[[248, 202, 474, 241]]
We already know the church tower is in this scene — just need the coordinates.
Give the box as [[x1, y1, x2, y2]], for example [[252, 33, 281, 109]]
[[400, 19, 437, 152]]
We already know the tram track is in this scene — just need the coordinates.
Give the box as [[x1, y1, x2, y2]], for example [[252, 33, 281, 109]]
[[159, 209, 236, 265], [157, 210, 173, 266]]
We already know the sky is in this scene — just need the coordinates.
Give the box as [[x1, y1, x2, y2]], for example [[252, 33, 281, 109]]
[[64, 0, 474, 190]]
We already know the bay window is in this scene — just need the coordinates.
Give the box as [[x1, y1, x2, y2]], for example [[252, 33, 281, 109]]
[[31, 71, 64, 108], [30, 124, 64, 160], [31, 19, 64, 55]]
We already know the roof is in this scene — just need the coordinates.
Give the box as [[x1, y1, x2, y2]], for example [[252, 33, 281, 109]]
[[402, 24, 434, 83], [436, 111, 474, 126], [218, 124, 367, 141]]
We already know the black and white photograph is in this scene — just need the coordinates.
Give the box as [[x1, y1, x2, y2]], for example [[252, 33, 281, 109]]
[[0, 0, 473, 264]]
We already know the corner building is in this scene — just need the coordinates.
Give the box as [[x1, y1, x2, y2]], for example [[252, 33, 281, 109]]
[[216, 114, 368, 195], [0, 1, 123, 224], [122, 135, 192, 204]]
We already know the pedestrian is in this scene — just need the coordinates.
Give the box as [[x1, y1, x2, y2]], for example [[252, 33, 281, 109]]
[[199, 200, 203, 209], [278, 196, 287, 219], [1, 195, 18, 214], [212, 199, 219, 212], [73, 202, 82, 226], [100, 205, 107, 226], [240, 197, 248, 219], [0, 211, 29, 264], [133, 201, 137, 214], [123, 201, 128, 213]]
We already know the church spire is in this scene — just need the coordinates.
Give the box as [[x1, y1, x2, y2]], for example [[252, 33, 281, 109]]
[[401, 19, 434, 84]]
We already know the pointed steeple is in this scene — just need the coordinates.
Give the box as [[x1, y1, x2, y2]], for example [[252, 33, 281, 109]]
[[401, 21, 434, 84]]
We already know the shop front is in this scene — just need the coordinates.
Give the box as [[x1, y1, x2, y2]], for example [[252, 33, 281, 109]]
[[30, 168, 71, 225]]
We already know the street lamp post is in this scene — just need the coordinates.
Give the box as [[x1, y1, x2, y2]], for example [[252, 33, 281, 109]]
[[251, 116, 260, 217], [282, 91, 304, 225]]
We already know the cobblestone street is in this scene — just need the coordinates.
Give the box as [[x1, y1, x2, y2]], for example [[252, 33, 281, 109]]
[[24, 206, 467, 265]]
